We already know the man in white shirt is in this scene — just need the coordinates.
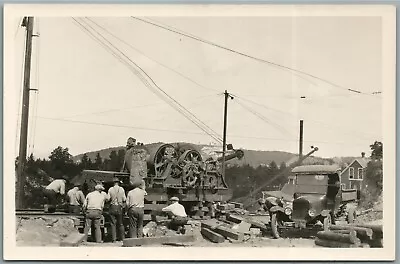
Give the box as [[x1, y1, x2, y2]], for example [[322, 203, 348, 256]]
[[66, 183, 85, 215], [44, 176, 68, 213], [126, 180, 146, 238], [108, 177, 127, 242], [83, 184, 109, 243], [161, 197, 188, 234]]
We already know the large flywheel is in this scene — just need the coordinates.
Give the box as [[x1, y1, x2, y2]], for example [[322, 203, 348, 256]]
[[178, 150, 203, 186]]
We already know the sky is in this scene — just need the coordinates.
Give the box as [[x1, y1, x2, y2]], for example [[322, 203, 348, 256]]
[[12, 16, 383, 159]]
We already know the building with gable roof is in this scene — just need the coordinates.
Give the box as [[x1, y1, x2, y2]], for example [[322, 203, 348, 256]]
[[340, 152, 370, 191]]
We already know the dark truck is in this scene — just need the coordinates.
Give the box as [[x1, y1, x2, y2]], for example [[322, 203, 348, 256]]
[[268, 164, 358, 238]]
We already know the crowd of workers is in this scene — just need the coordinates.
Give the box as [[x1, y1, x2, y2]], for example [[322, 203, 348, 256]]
[[43, 137, 189, 243]]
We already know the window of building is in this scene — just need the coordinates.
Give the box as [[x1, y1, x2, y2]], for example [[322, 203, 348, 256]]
[[349, 167, 354, 179], [358, 168, 363, 180]]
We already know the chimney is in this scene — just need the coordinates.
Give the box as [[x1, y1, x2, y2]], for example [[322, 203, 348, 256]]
[[361, 152, 365, 158]]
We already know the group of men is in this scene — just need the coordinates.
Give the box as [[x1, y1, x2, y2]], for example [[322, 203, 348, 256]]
[[43, 136, 189, 243], [44, 175, 188, 243]]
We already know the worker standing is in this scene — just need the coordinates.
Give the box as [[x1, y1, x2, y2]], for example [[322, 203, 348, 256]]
[[108, 177, 127, 242], [83, 184, 109, 243], [162, 197, 188, 234], [44, 175, 68, 213], [126, 180, 146, 238], [66, 183, 85, 215]]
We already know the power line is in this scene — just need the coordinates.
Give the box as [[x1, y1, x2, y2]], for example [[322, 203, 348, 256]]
[[81, 17, 223, 143], [131, 17, 381, 98], [57, 93, 217, 119], [36, 115, 377, 147], [234, 94, 381, 141], [232, 98, 295, 138], [137, 17, 317, 86], [86, 18, 218, 93], [72, 18, 223, 144]]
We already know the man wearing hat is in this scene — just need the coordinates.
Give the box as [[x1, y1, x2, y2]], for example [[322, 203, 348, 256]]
[[43, 175, 68, 213], [66, 182, 85, 215], [162, 197, 188, 234], [83, 183, 109, 243], [107, 177, 127, 242], [121, 137, 136, 173], [126, 180, 146, 238]]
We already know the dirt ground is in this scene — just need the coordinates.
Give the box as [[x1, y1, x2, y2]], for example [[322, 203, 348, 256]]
[[16, 216, 78, 246], [16, 197, 383, 248]]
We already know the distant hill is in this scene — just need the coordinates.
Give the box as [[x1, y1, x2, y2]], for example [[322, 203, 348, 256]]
[[72, 142, 337, 168]]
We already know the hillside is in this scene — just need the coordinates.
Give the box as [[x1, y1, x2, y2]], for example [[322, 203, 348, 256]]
[[72, 142, 333, 168]]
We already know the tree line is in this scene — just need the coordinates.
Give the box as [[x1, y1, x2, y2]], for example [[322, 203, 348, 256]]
[[18, 141, 383, 209]]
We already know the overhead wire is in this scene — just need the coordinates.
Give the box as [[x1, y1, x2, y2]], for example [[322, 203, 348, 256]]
[[59, 93, 218, 119], [36, 115, 375, 147], [86, 18, 218, 93], [81, 17, 223, 143], [72, 17, 223, 144], [232, 97, 296, 138], [134, 17, 317, 87], [234, 94, 381, 141], [131, 17, 381, 98]]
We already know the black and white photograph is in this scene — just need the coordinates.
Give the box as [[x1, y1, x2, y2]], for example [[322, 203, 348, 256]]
[[4, 4, 396, 261]]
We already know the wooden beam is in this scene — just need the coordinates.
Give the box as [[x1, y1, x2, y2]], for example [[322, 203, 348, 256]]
[[122, 234, 195, 247], [315, 238, 360, 248], [330, 225, 373, 242], [201, 221, 243, 241], [201, 227, 225, 243], [317, 231, 359, 244], [60, 232, 86, 247]]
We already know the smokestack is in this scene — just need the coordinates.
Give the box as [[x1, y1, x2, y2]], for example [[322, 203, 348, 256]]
[[361, 152, 365, 158]]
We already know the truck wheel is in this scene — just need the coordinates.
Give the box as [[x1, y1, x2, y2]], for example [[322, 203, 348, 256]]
[[323, 214, 332, 231], [270, 213, 281, 239], [346, 207, 356, 224]]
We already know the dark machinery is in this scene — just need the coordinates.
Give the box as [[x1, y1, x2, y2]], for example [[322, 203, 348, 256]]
[[74, 142, 244, 217]]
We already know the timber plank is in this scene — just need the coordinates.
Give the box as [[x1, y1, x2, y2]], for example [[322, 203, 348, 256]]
[[60, 232, 86, 247], [201, 220, 244, 241], [122, 234, 195, 247], [201, 227, 225, 243], [330, 225, 373, 242], [317, 231, 359, 244], [315, 238, 360, 248]]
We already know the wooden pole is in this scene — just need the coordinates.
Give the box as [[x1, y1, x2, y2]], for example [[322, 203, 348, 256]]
[[299, 120, 303, 159], [16, 17, 34, 210], [222, 90, 230, 180]]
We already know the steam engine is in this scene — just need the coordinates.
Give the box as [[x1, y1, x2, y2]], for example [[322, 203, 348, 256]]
[[75, 142, 244, 216]]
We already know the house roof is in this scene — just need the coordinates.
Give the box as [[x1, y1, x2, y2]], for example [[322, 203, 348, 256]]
[[355, 158, 369, 168], [341, 158, 369, 174], [292, 164, 340, 174]]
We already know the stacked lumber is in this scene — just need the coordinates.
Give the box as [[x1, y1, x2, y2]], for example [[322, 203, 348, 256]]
[[315, 223, 383, 248]]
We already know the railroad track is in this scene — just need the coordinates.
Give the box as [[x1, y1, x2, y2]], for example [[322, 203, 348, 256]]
[[16, 209, 79, 217]]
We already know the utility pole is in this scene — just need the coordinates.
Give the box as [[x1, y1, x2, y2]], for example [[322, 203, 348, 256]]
[[16, 17, 34, 210], [222, 90, 233, 180], [299, 119, 304, 160]]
